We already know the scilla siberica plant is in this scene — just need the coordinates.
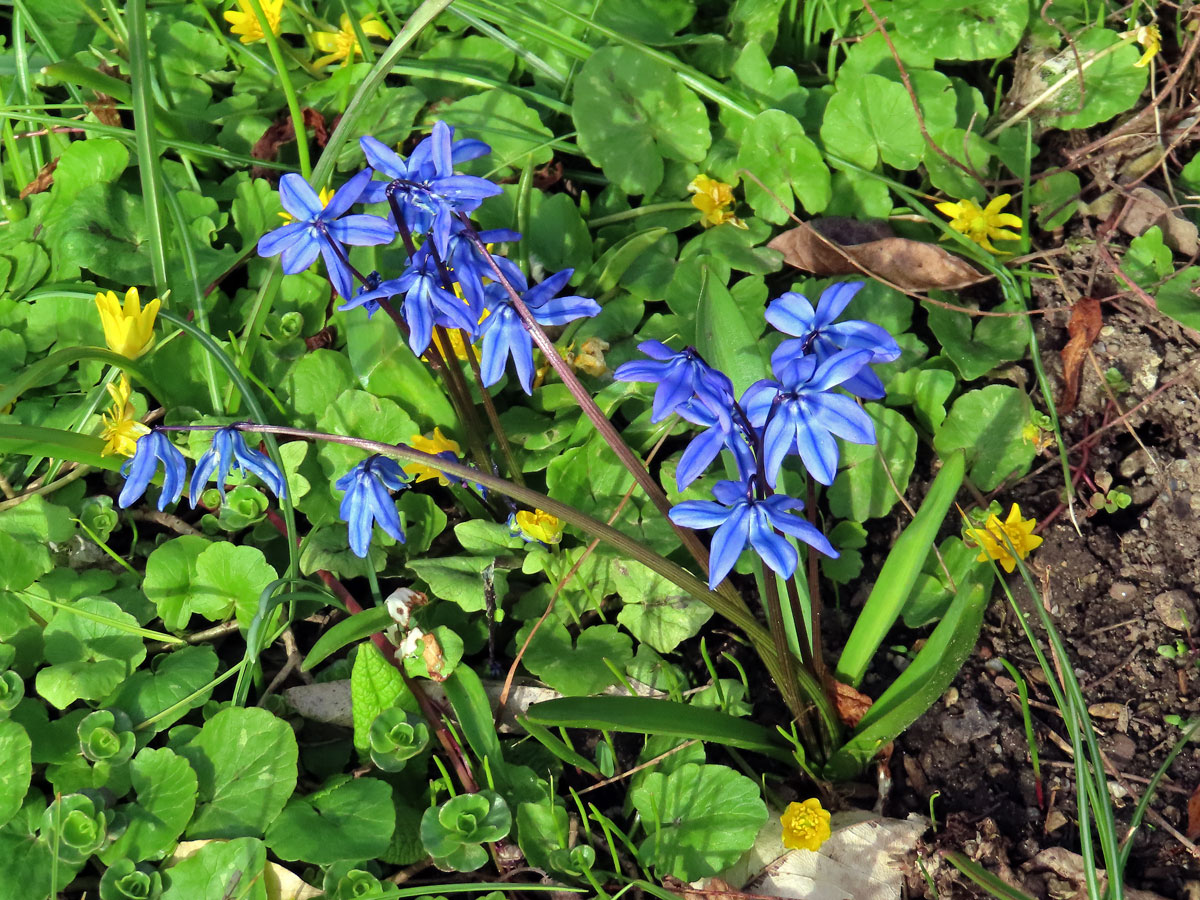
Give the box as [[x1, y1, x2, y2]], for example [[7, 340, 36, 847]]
[[115, 121, 899, 753]]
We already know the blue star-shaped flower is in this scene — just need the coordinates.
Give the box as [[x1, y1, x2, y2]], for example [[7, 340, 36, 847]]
[[478, 268, 600, 394], [359, 122, 501, 253], [742, 348, 876, 487], [766, 282, 901, 399], [669, 477, 837, 589], [336, 455, 410, 558], [612, 342, 734, 423], [118, 430, 189, 511], [189, 426, 287, 505], [257, 170, 394, 300]]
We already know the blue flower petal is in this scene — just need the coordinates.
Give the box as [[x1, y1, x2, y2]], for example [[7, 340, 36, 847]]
[[707, 503, 751, 589], [278, 233, 321, 275], [278, 173, 324, 220], [258, 221, 309, 258]]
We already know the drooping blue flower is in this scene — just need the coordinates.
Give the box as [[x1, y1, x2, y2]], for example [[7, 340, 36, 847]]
[[443, 220, 521, 317], [766, 282, 901, 399], [672, 397, 755, 492], [118, 430, 189, 511], [612, 342, 734, 423], [478, 268, 600, 394], [336, 456, 410, 558], [257, 170, 394, 301], [742, 348, 876, 487], [359, 123, 502, 253], [669, 477, 837, 589], [189, 427, 287, 505]]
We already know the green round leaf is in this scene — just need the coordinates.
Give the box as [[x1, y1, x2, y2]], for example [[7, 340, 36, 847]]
[[630, 763, 767, 881], [265, 777, 395, 864], [178, 707, 297, 839], [828, 404, 918, 522], [101, 748, 197, 864], [821, 74, 925, 171], [891, 0, 1029, 60], [572, 46, 711, 197], [0, 719, 31, 829], [737, 110, 830, 222], [1039, 29, 1147, 130], [933, 385, 1037, 491]]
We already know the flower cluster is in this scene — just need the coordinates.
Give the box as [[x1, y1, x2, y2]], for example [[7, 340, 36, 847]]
[[615, 282, 899, 589], [257, 120, 600, 393], [117, 426, 287, 513]]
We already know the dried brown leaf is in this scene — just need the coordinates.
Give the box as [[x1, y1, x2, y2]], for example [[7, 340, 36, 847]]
[[1058, 296, 1102, 413], [20, 159, 57, 199], [767, 218, 987, 292], [1188, 782, 1200, 841], [421, 632, 446, 682], [87, 100, 122, 128], [251, 108, 330, 181], [834, 680, 874, 728]]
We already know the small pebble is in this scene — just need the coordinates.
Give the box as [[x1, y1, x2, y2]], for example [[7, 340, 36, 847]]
[[942, 687, 960, 707], [1108, 582, 1137, 601], [1088, 702, 1125, 720], [1154, 590, 1195, 631]]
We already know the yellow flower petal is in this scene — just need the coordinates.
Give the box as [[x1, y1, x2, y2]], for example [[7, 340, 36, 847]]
[[224, 0, 283, 44], [96, 287, 161, 359], [311, 14, 390, 70], [406, 427, 462, 486], [687, 173, 746, 229], [965, 503, 1042, 573], [781, 799, 831, 852], [936, 193, 1023, 255], [512, 509, 563, 545], [100, 374, 150, 457]]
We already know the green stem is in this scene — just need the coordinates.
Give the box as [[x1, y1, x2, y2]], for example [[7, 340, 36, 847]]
[[127, 0, 169, 296], [244, 0, 311, 180]]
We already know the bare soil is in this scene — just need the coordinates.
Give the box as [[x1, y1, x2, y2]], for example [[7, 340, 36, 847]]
[[888, 288, 1200, 898]]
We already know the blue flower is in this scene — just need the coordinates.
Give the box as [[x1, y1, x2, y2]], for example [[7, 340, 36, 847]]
[[336, 455, 410, 558], [673, 397, 755, 491], [766, 282, 901, 399], [612, 342, 734, 423], [669, 477, 837, 589], [443, 220, 521, 317], [359, 123, 501, 253], [257, 170, 394, 300], [118, 430, 189, 511], [478, 268, 600, 394], [742, 348, 876, 487], [189, 426, 287, 505]]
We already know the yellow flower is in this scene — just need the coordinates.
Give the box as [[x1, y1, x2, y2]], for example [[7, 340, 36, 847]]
[[511, 509, 563, 545], [934, 194, 1023, 254], [569, 337, 610, 377], [312, 14, 391, 70], [965, 503, 1044, 573], [533, 343, 573, 390], [100, 375, 150, 458], [687, 174, 747, 229], [279, 186, 334, 224], [95, 287, 160, 359], [1132, 24, 1161, 68], [781, 799, 831, 852], [223, 0, 283, 44], [406, 427, 461, 486]]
